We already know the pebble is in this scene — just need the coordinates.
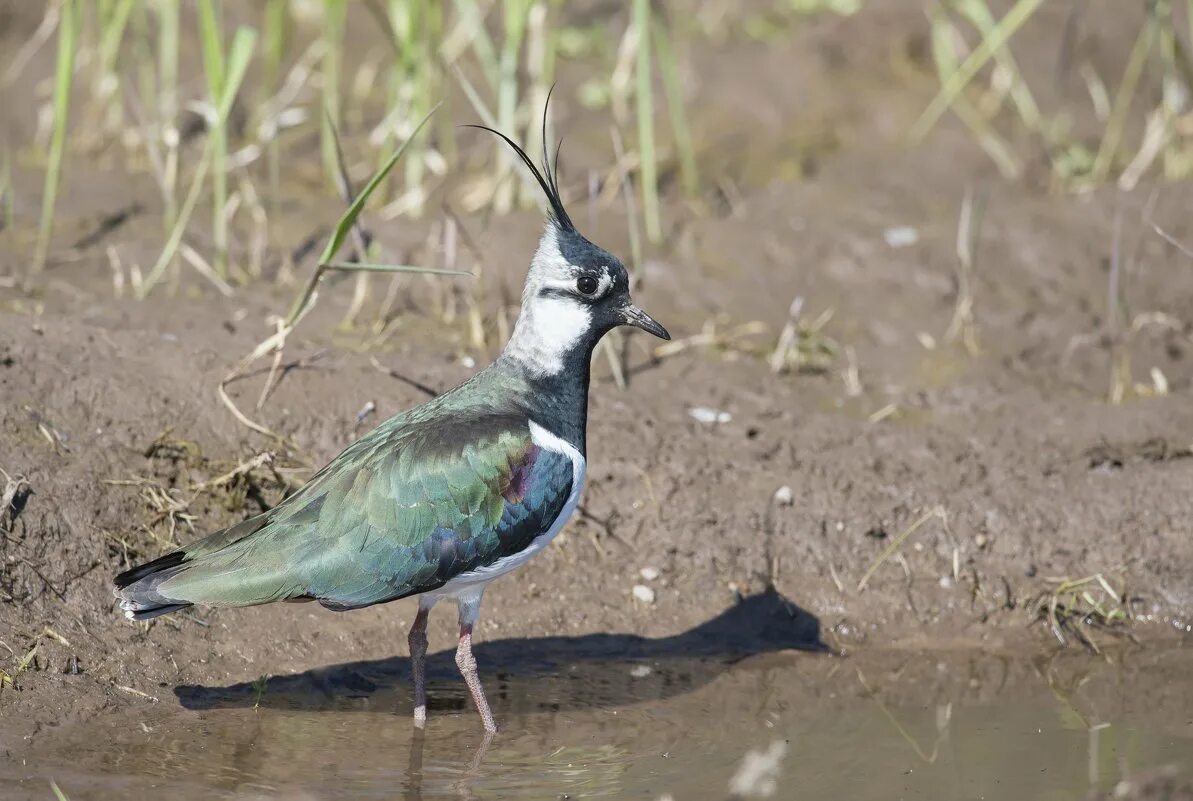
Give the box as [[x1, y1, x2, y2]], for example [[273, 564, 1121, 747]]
[[773, 486, 794, 506], [883, 225, 920, 248], [632, 584, 656, 604], [639, 566, 660, 581], [689, 407, 732, 425]]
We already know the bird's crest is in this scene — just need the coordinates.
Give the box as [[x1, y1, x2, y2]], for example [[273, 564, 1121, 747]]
[[465, 88, 575, 232]]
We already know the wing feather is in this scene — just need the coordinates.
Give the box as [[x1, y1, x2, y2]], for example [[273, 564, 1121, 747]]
[[147, 413, 573, 610]]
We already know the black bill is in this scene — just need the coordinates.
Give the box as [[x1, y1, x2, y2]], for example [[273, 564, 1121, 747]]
[[621, 303, 670, 340]]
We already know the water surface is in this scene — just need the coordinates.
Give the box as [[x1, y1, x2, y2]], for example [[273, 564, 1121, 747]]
[[6, 633, 1190, 801]]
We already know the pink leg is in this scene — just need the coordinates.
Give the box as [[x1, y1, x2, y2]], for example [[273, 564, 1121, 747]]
[[455, 625, 496, 733], [455, 588, 496, 733], [408, 602, 431, 727]]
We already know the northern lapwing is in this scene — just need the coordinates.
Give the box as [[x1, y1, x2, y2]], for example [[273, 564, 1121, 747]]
[[114, 113, 670, 733]]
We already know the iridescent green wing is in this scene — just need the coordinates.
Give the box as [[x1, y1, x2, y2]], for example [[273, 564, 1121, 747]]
[[153, 412, 574, 609]]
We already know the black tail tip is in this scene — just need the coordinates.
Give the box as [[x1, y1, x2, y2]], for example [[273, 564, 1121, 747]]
[[114, 550, 187, 589], [120, 601, 192, 621]]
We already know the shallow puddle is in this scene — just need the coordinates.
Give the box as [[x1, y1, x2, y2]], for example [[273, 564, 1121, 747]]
[[5, 630, 1191, 801]]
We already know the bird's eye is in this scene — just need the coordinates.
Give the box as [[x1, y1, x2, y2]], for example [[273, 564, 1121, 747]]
[[576, 275, 599, 296]]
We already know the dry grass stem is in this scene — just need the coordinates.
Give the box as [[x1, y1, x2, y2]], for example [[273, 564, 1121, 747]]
[[945, 186, 985, 355], [1029, 573, 1133, 652], [857, 506, 948, 593]]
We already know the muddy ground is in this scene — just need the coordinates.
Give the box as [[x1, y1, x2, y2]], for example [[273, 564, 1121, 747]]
[[3, 1, 1193, 751]]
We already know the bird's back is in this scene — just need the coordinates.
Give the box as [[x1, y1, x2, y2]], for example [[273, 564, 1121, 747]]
[[116, 364, 580, 618]]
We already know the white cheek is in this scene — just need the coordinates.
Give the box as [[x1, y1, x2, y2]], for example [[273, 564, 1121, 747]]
[[504, 294, 592, 376], [531, 296, 590, 353]]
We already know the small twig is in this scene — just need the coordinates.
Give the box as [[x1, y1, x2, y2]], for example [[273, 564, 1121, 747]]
[[1143, 191, 1193, 259], [1149, 221, 1193, 260], [191, 452, 274, 493], [654, 320, 768, 359], [369, 356, 440, 398], [1107, 202, 1129, 404], [945, 186, 985, 355], [857, 506, 946, 593], [114, 684, 159, 702], [255, 318, 288, 411], [769, 296, 804, 374]]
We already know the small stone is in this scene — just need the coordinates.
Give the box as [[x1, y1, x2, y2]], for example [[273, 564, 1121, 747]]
[[629, 664, 653, 678], [639, 566, 660, 581], [883, 225, 920, 248], [939, 576, 954, 589], [773, 486, 794, 506], [974, 534, 988, 549], [632, 584, 656, 604], [689, 407, 732, 425]]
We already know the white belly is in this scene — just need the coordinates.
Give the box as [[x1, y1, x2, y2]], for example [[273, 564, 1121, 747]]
[[429, 420, 585, 599]]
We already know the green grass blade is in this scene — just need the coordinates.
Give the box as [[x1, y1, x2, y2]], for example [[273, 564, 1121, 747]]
[[491, 0, 530, 213], [30, 0, 78, 282], [323, 262, 472, 276], [213, 26, 256, 279], [98, 0, 135, 76], [196, 0, 226, 96], [142, 148, 213, 293], [219, 28, 258, 120], [633, 0, 661, 243], [454, 64, 500, 128], [449, 0, 500, 86], [929, 10, 1021, 179], [1091, 11, 1158, 182], [156, 0, 180, 231], [952, 0, 1041, 131], [198, 0, 228, 278], [261, 0, 286, 216], [321, 0, 346, 192], [1, 145, 13, 233], [653, 19, 698, 197], [261, 0, 287, 99], [285, 104, 444, 326], [909, 0, 1047, 141], [316, 103, 440, 267]]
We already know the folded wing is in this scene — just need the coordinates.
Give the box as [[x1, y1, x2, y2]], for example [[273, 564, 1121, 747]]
[[116, 412, 574, 616]]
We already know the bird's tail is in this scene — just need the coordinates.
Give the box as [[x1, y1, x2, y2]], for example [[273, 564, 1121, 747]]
[[113, 511, 285, 620], [114, 551, 194, 620]]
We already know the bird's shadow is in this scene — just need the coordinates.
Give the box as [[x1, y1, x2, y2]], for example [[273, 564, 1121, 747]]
[[176, 588, 827, 716]]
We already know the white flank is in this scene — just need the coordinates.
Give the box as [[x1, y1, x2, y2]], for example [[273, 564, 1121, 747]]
[[433, 420, 585, 597]]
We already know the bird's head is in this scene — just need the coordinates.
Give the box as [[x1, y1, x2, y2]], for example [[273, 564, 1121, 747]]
[[472, 110, 669, 377]]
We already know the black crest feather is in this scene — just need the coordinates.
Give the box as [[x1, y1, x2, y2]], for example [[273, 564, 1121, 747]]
[[464, 86, 575, 231]]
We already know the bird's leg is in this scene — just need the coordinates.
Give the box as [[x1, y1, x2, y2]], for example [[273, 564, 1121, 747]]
[[454, 588, 496, 733], [408, 601, 431, 727], [456, 625, 496, 733]]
